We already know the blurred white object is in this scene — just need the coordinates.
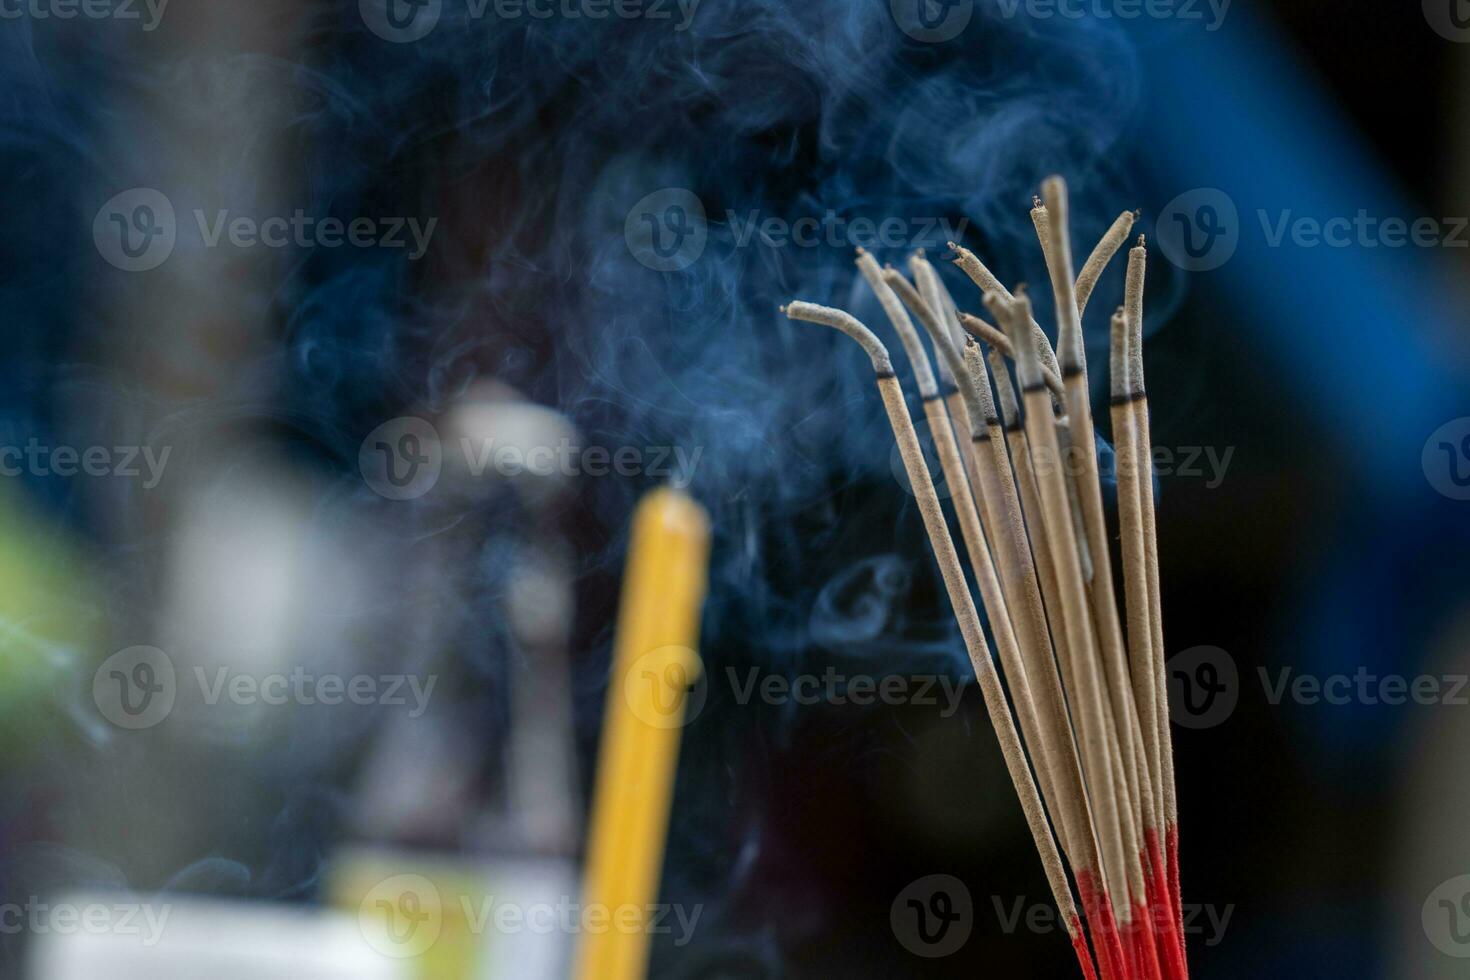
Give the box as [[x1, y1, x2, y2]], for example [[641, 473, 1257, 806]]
[[161, 462, 369, 737], [440, 381, 579, 507], [328, 847, 578, 980], [477, 856, 580, 980], [27, 895, 407, 980]]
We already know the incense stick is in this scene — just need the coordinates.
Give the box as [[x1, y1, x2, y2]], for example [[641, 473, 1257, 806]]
[[856, 250, 937, 399], [781, 301, 1096, 976], [1111, 305, 1188, 980], [957, 311, 1067, 399], [1125, 237, 1187, 973], [948, 242, 1064, 384], [909, 253, 981, 476], [1077, 210, 1139, 317], [1031, 203, 1138, 321]]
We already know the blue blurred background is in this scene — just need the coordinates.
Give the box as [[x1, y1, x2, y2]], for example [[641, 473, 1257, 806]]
[[1, 0, 1468, 976]]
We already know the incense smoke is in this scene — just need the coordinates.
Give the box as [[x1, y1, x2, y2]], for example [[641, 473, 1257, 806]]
[[0, 0, 1158, 969]]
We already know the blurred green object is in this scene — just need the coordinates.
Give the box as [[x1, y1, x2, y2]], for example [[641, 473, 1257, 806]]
[[0, 485, 98, 733]]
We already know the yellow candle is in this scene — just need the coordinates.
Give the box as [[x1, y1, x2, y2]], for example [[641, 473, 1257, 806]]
[[573, 487, 710, 980]]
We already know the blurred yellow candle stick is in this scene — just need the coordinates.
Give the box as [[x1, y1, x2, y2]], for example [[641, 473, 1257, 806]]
[[573, 487, 710, 980]]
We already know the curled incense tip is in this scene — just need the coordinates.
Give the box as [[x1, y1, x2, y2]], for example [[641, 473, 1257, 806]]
[[783, 300, 894, 376]]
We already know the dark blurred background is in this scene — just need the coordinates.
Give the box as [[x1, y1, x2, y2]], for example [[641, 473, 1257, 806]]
[[1, 0, 1468, 977]]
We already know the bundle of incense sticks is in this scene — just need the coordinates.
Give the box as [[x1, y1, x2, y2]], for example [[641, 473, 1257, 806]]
[[781, 176, 1186, 980]]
